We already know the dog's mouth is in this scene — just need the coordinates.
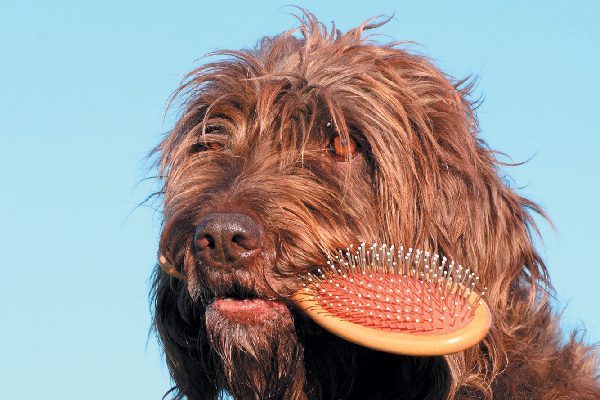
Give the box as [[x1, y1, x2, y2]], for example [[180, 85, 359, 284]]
[[206, 283, 289, 324]]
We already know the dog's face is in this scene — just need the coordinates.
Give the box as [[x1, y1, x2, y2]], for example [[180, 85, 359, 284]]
[[157, 34, 385, 397], [152, 16, 545, 400]]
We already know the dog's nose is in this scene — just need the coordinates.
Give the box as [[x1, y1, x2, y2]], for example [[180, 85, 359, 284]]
[[194, 212, 263, 268]]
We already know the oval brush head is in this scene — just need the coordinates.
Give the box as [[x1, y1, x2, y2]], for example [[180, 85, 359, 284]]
[[292, 243, 491, 356]]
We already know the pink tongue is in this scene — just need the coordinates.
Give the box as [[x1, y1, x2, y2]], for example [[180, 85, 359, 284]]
[[211, 298, 288, 322]]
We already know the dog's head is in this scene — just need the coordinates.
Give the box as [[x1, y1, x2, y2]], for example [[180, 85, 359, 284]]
[[151, 13, 549, 400]]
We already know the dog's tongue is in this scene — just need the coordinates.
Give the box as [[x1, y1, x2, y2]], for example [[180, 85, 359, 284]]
[[210, 298, 288, 323]]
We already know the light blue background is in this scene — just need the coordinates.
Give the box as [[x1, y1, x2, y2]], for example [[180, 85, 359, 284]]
[[1, 1, 598, 399]]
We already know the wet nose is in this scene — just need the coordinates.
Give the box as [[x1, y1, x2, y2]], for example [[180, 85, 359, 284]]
[[194, 212, 263, 268]]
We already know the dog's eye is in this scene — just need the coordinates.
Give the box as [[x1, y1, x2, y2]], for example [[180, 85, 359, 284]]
[[190, 141, 224, 153], [328, 134, 359, 161]]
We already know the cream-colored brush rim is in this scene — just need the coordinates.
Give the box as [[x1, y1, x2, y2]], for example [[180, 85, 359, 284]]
[[292, 288, 492, 356]]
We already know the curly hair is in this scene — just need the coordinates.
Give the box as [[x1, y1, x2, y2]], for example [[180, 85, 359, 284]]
[[151, 11, 599, 399]]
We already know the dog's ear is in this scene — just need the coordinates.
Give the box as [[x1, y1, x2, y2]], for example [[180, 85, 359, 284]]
[[343, 48, 552, 392], [435, 162, 549, 300], [346, 50, 550, 305], [400, 74, 554, 395], [151, 266, 217, 400], [433, 155, 553, 396]]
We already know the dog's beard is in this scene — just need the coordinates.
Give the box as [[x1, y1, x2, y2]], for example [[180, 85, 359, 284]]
[[205, 305, 306, 399]]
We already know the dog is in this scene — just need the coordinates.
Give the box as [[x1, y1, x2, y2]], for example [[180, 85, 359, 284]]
[[151, 12, 599, 399]]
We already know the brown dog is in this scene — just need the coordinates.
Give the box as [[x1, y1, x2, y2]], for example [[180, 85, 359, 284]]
[[151, 13, 599, 399]]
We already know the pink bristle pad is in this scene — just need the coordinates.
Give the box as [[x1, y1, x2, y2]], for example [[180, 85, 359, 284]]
[[314, 272, 475, 335]]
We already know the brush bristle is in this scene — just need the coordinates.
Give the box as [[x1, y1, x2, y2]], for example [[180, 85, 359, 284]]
[[301, 243, 487, 335]]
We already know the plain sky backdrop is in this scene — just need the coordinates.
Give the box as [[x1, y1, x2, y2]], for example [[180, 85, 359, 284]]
[[1, 1, 598, 399]]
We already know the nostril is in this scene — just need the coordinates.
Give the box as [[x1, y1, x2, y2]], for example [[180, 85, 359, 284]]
[[231, 234, 258, 251], [231, 234, 244, 247], [196, 234, 215, 251]]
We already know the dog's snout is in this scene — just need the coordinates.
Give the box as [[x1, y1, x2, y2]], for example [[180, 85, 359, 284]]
[[194, 212, 263, 268]]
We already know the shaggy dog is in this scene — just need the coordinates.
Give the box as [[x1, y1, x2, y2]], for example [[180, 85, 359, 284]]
[[151, 13, 599, 399]]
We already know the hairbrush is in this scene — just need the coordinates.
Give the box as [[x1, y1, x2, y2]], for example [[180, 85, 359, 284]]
[[292, 243, 491, 356], [157, 243, 491, 356]]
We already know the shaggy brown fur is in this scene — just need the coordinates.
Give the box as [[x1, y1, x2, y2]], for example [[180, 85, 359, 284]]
[[151, 12, 599, 400]]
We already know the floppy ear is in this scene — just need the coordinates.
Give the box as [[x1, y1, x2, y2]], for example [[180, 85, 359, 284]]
[[151, 267, 218, 400], [341, 47, 549, 323], [343, 45, 552, 393], [404, 77, 554, 394], [433, 158, 549, 308]]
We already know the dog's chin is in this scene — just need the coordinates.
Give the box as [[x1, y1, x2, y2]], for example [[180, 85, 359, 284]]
[[207, 298, 290, 324], [204, 298, 304, 399]]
